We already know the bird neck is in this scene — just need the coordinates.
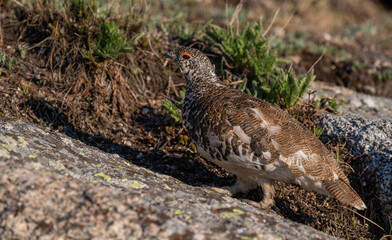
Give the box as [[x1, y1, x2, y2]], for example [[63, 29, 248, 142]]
[[185, 70, 219, 93]]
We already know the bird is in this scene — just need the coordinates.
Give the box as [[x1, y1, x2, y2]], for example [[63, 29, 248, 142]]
[[163, 46, 366, 210]]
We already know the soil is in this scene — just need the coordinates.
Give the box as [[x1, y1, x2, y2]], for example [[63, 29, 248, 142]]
[[0, 1, 391, 239]]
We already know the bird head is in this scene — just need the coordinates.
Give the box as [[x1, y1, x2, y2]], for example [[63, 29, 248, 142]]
[[163, 47, 217, 83]]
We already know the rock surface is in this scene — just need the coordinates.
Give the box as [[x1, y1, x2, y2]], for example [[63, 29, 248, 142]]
[[310, 81, 392, 220], [318, 112, 392, 220], [0, 118, 336, 240], [310, 81, 392, 119]]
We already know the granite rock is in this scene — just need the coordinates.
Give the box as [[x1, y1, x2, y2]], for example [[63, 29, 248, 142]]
[[0, 119, 336, 240]]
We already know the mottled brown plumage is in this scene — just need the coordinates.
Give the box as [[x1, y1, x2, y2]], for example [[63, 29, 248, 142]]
[[164, 47, 366, 210]]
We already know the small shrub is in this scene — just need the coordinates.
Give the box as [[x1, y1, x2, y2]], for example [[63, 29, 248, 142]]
[[329, 101, 343, 114], [376, 68, 392, 82], [0, 51, 13, 74], [21, 84, 29, 95], [343, 23, 377, 39], [0, 51, 5, 75], [205, 21, 315, 109], [84, 20, 144, 62], [5, 57, 13, 70], [315, 126, 324, 137], [162, 90, 185, 126], [17, 44, 27, 59]]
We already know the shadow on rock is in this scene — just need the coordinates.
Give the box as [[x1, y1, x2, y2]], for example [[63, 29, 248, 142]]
[[21, 98, 233, 187]]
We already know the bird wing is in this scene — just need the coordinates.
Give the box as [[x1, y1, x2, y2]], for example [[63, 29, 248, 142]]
[[209, 91, 350, 185]]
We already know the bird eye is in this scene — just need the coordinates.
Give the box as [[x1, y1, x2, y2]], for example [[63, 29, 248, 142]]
[[180, 52, 192, 60]]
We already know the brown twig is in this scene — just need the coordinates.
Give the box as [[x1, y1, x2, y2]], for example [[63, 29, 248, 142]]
[[263, 7, 280, 36], [308, 48, 325, 74], [343, 207, 385, 232], [229, 0, 244, 28]]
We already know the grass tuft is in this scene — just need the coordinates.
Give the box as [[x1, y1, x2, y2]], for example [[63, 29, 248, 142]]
[[84, 20, 144, 62], [376, 68, 392, 82]]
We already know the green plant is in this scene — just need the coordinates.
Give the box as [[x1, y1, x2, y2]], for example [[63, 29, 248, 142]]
[[0, 51, 5, 75], [21, 84, 29, 95], [84, 20, 144, 62], [205, 21, 315, 109], [206, 22, 275, 72], [352, 218, 357, 227], [376, 68, 392, 82], [162, 90, 185, 125], [70, 0, 97, 15], [17, 44, 27, 59], [315, 126, 324, 137], [343, 23, 377, 39], [0, 51, 13, 74], [329, 101, 343, 114], [0, 51, 5, 63], [5, 57, 13, 70], [352, 61, 367, 71], [271, 32, 307, 56]]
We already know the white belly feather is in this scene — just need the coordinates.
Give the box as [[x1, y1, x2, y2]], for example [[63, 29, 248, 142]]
[[196, 145, 330, 196]]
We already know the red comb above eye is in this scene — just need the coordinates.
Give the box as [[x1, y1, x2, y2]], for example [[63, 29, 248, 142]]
[[180, 52, 192, 57]]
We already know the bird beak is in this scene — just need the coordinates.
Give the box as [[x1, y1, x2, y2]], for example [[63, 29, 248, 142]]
[[163, 51, 174, 59]]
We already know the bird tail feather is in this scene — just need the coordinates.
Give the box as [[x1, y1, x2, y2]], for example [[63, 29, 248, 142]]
[[325, 179, 366, 210]]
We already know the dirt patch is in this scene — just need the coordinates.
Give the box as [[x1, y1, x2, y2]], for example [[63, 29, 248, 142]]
[[294, 51, 392, 98]]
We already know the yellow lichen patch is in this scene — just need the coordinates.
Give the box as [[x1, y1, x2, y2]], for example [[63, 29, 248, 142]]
[[129, 181, 145, 189], [41, 171, 52, 176], [220, 208, 245, 219], [160, 177, 168, 181], [0, 149, 10, 159], [90, 180, 98, 184], [164, 184, 172, 191], [96, 164, 102, 167], [122, 160, 131, 167], [174, 209, 185, 215], [122, 178, 128, 182], [94, 172, 111, 181], [232, 208, 245, 214], [29, 154, 38, 158], [241, 237, 260, 240], [142, 168, 154, 175], [17, 137, 27, 145], [0, 136, 18, 152]]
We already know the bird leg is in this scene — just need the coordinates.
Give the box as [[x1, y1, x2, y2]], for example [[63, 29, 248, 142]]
[[206, 177, 258, 197], [206, 178, 275, 209], [237, 178, 274, 209], [258, 179, 275, 209]]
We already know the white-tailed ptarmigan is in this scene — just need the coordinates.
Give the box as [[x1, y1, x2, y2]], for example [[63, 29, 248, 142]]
[[164, 47, 366, 210]]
